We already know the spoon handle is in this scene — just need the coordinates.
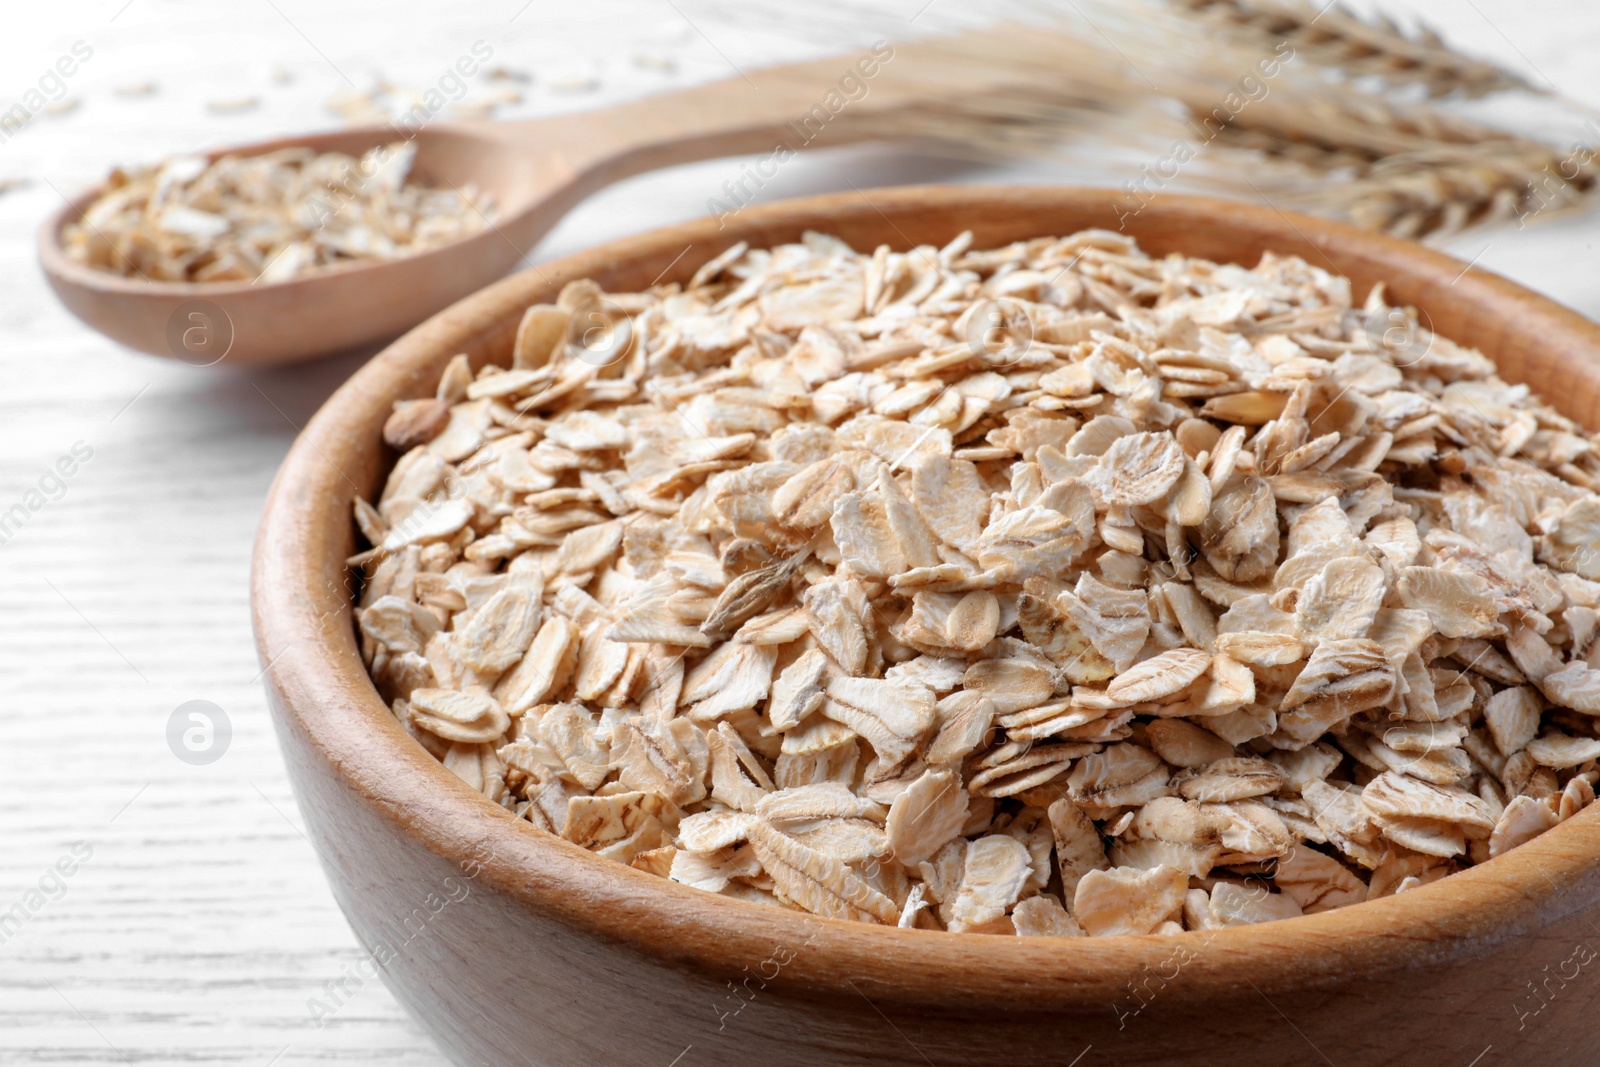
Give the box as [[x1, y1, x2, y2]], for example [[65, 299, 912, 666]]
[[491, 24, 1100, 188]]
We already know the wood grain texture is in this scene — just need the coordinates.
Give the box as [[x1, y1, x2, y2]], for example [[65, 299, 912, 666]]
[[255, 186, 1600, 1067], [8, 2, 1600, 1065]]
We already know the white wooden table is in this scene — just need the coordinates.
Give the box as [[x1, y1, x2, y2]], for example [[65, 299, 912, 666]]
[[1, 1, 1595, 1063]]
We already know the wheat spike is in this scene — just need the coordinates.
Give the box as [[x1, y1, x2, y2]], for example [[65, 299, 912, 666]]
[[1174, 82, 1597, 239], [1168, 0, 1541, 99], [1302, 143, 1599, 238], [701, 8, 1600, 241], [1191, 91, 1525, 160], [1166, 70, 1596, 238]]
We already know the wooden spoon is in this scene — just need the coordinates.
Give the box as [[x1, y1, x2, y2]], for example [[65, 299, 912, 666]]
[[38, 26, 1115, 365]]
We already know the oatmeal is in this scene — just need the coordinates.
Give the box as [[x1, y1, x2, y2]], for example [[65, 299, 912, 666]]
[[350, 229, 1600, 935], [63, 141, 492, 283]]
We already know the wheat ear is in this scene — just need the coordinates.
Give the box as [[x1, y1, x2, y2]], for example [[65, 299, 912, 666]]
[[1168, 0, 1541, 98]]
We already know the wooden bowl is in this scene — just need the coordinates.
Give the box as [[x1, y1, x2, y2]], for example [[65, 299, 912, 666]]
[[252, 186, 1600, 1067]]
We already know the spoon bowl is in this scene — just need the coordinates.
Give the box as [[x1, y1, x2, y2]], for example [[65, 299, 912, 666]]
[[37, 121, 580, 366]]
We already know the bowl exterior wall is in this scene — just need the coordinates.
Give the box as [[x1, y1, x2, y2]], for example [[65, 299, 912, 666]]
[[269, 679, 1600, 1066]]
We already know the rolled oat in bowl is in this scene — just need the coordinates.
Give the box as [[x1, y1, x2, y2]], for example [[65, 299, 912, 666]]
[[350, 228, 1600, 937]]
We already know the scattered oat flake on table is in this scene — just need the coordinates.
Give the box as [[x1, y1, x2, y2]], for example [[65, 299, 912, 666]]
[[324, 86, 386, 122], [351, 227, 1600, 935], [454, 87, 523, 119], [206, 96, 260, 114], [547, 74, 599, 93]]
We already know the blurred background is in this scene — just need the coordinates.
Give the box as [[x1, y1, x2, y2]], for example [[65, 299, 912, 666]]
[[0, 1, 1595, 1063]]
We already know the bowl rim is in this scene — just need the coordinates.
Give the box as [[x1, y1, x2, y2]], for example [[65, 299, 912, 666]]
[[252, 183, 1600, 1009]]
